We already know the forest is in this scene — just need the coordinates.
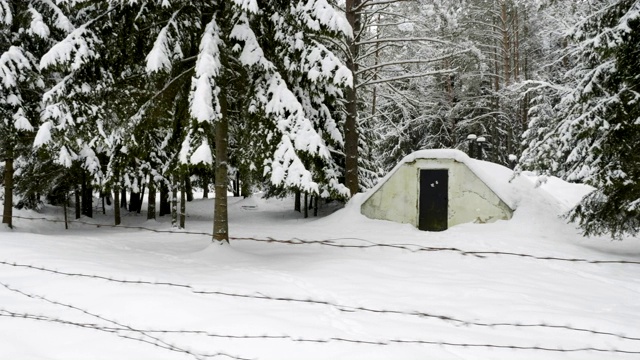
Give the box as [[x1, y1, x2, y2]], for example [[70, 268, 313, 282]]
[[1, 0, 639, 239]]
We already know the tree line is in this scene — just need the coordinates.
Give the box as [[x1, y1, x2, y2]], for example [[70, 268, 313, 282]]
[[1, 0, 638, 240]]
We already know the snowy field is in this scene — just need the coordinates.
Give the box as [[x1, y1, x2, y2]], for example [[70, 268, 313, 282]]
[[1, 170, 640, 359]]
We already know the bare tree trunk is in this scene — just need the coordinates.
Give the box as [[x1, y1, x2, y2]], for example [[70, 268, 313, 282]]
[[294, 190, 301, 212], [159, 183, 170, 216], [81, 172, 93, 218], [202, 174, 209, 199], [313, 195, 318, 217], [179, 176, 186, 229], [75, 187, 81, 219], [63, 192, 69, 230], [120, 188, 127, 210], [138, 184, 145, 214], [344, 0, 361, 197], [493, 16, 500, 94], [371, 13, 381, 117], [240, 170, 250, 198], [129, 191, 140, 212], [2, 155, 13, 228], [171, 176, 178, 228], [147, 176, 156, 220], [501, 0, 511, 87], [233, 171, 240, 197], [304, 192, 308, 219], [513, 5, 520, 81], [114, 185, 121, 226], [213, 96, 229, 244], [185, 174, 193, 202]]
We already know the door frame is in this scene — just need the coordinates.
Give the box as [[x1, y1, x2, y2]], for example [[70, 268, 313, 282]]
[[417, 168, 449, 231]]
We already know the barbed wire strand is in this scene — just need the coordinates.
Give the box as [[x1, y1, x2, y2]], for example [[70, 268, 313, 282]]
[[1, 260, 639, 343], [7, 215, 640, 265], [0, 282, 251, 360], [1, 308, 639, 355]]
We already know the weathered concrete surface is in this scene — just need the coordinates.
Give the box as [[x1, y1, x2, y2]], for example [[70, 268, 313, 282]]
[[361, 158, 512, 229]]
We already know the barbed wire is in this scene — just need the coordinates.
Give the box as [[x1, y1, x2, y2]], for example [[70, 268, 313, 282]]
[[0, 282, 252, 360], [2, 260, 639, 344], [7, 215, 640, 265], [2, 307, 640, 356]]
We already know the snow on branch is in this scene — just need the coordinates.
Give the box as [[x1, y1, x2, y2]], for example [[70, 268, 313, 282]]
[[356, 51, 468, 75], [190, 16, 222, 122], [27, 5, 50, 38], [260, 73, 331, 194], [232, 0, 260, 13], [293, 0, 352, 37], [0, 0, 11, 25], [356, 36, 458, 47], [12, 107, 33, 131], [230, 13, 273, 70], [145, 9, 182, 73], [34, 121, 53, 147], [358, 68, 457, 88], [303, 41, 352, 87], [0, 46, 32, 89], [37, 0, 74, 32], [40, 25, 99, 71]]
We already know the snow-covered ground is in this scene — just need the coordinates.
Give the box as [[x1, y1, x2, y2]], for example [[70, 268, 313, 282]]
[[1, 169, 640, 360]]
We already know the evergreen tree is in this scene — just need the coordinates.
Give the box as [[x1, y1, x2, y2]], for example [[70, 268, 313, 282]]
[[520, 0, 640, 238], [1, 0, 72, 227], [37, 0, 352, 243]]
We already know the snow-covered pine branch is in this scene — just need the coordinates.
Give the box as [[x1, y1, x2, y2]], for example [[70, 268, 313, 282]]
[[40, 25, 99, 71], [189, 16, 222, 124]]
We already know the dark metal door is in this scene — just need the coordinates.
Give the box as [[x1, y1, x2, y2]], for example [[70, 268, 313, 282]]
[[419, 169, 448, 231]]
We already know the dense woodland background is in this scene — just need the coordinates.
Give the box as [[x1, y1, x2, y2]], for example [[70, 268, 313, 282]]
[[1, 0, 639, 239]]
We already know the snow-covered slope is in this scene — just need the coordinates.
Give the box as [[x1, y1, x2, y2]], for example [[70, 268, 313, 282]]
[[1, 174, 639, 360]]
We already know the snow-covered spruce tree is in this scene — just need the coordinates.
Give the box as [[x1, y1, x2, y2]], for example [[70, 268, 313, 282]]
[[39, 1, 351, 242], [178, 0, 352, 243], [520, 0, 640, 238], [35, 2, 190, 225], [1, 0, 72, 227]]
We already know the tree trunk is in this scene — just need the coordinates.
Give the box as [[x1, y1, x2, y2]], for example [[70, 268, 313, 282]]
[[294, 190, 301, 212], [501, 0, 511, 87], [213, 96, 229, 244], [493, 16, 500, 93], [241, 170, 250, 198], [180, 176, 186, 229], [147, 176, 156, 220], [114, 186, 121, 226], [344, 0, 361, 197], [81, 173, 92, 218], [313, 195, 318, 217], [129, 191, 140, 212], [304, 192, 308, 219], [171, 176, 178, 227], [63, 192, 68, 230], [185, 174, 193, 202], [138, 184, 145, 213], [2, 156, 13, 228], [202, 174, 209, 199], [233, 171, 240, 197], [75, 188, 81, 219], [120, 188, 127, 209], [513, 5, 520, 81], [160, 183, 170, 216]]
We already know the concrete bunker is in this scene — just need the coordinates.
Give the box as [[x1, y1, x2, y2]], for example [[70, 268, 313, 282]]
[[361, 149, 515, 231]]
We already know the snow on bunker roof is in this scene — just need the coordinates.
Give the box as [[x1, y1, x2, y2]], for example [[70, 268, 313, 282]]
[[363, 149, 518, 210]]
